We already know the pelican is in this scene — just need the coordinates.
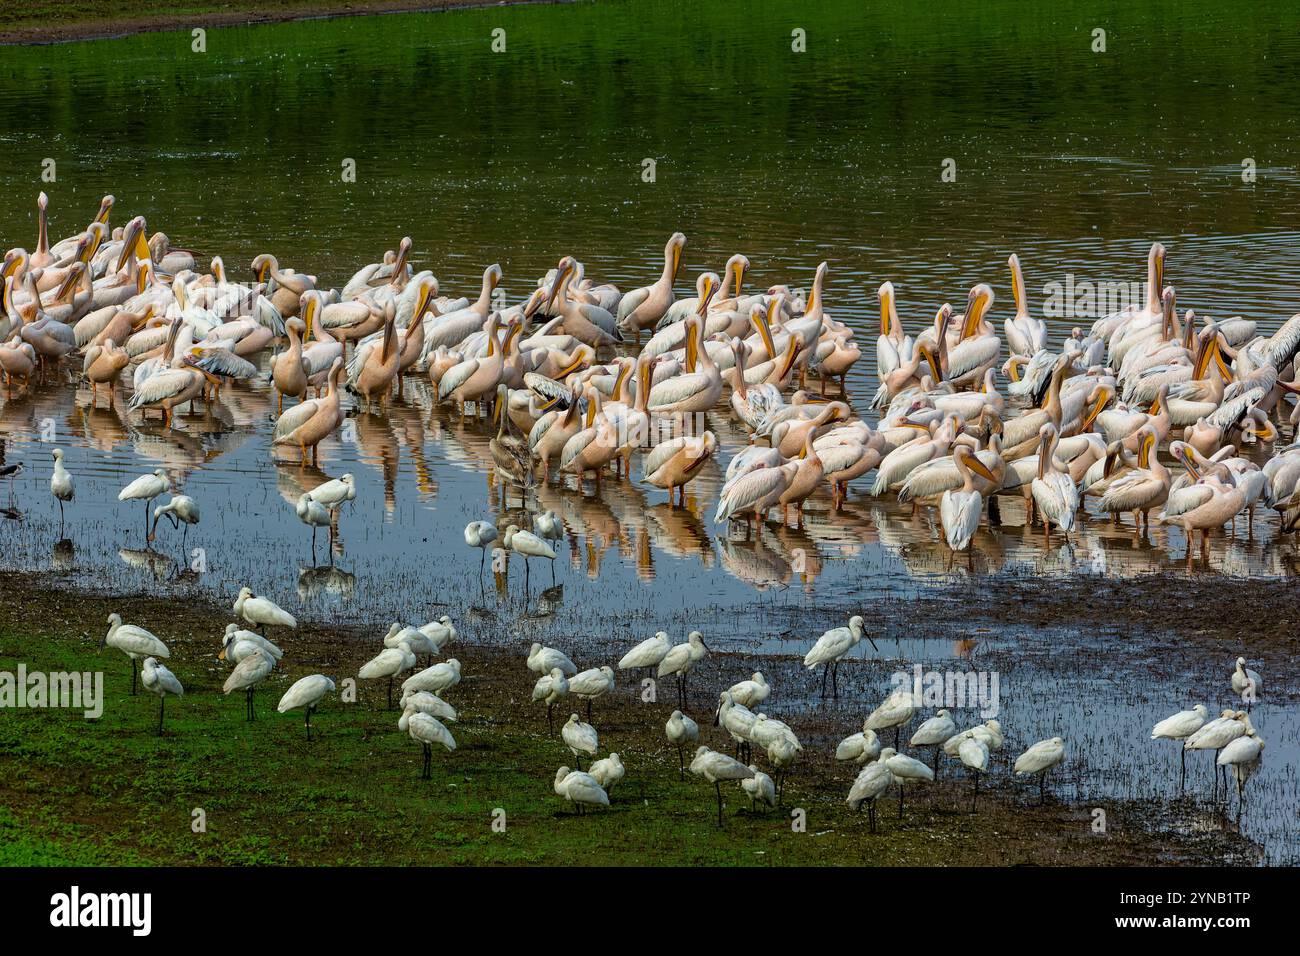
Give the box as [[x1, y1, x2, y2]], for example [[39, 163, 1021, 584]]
[[553, 766, 609, 814], [1005, 254, 1047, 355], [504, 523, 557, 588], [1098, 426, 1168, 533], [876, 281, 915, 381], [139, 657, 183, 734], [101, 613, 169, 696], [715, 460, 799, 532], [148, 494, 200, 550], [689, 746, 754, 826], [666, 709, 700, 779], [617, 232, 685, 339], [939, 444, 999, 551], [1030, 424, 1079, 536], [223, 648, 275, 722], [643, 431, 717, 506], [272, 357, 345, 466], [402, 710, 457, 779], [277, 675, 335, 741], [658, 631, 709, 708], [234, 586, 297, 635], [647, 312, 724, 414], [562, 713, 599, 769], [118, 469, 170, 543], [532, 667, 569, 732], [1014, 737, 1065, 804], [804, 615, 876, 698], [82, 336, 130, 403], [49, 448, 74, 535]]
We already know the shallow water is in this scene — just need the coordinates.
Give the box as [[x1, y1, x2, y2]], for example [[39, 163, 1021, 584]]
[[1, 0, 1298, 862]]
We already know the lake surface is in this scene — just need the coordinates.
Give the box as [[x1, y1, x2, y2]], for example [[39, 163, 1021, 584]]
[[1, 0, 1298, 862]]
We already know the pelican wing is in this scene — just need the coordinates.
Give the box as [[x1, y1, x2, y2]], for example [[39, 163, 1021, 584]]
[[715, 466, 786, 522], [272, 397, 323, 441], [128, 368, 195, 409], [438, 358, 481, 401], [195, 348, 257, 379]]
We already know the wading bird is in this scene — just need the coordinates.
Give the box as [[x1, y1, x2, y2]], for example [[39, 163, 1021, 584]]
[[49, 449, 74, 536], [804, 615, 876, 698], [401, 709, 456, 779], [553, 766, 609, 814], [101, 613, 169, 695], [223, 648, 275, 721], [277, 674, 335, 741], [1014, 736, 1065, 804], [149, 494, 199, 549], [666, 709, 700, 779], [118, 469, 170, 544], [689, 746, 755, 827], [140, 657, 183, 734], [1151, 703, 1207, 788], [234, 586, 297, 636]]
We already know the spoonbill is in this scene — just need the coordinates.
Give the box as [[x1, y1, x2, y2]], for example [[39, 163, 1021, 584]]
[[804, 615, 877, 698], [1185, 710, 1249, 799], [401, 710, 456, 779], [617, 630, 671, 678], [562, 713, 599, 769], [766, 733, 799, 806], [399, 690, 457, 723], [150, 494, 200, 549], [1231, 657, 1262, 707], [1217, 733, 1265, 813], [588, 752, 625, 796], [418, 616, 457, 654], [726, 671, 771, 709], [836, 722, 882, 765], [909, 708, 957, 775], [101, 613, 169, 695], [553, 766, 609, 814], [527, 642, 577, 676], [223, 648, 275, 721], [742, 765, 777, 812], [884, 749, 935, 819], [234, 586, 297, 636], [118, 468, 170, 543], [277, 674, 335, 741], [532, 667, 569, 732], [1151, 703, 1207, 787], [847, 752, 894, 832], [504, 523, 557, 588], [402, 658, 461, 697], [359, 641, 416, 709], [535, 509, 564, 548], [568, 665, 615, 720], [140, 657, 183, 734], [464, 520, 499, 576], [295, 493, 332, 560], [219, 625, 284, 665], [958, 736, 990, 812], [658, 630, 709, 708], [689, 746, 755, 826], [49, 448, 74, 536], [307, 473, 356, 511], [666, 709, 700, 779], [865, 689, 917, 748], [1014, 736, 1066, 804], [716, 691, 757, 763]]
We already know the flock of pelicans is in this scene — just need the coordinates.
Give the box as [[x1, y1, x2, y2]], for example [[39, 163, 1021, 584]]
[[0, 192, 1279, 832]]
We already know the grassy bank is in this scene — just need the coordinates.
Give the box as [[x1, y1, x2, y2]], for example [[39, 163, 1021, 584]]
[[0, 576, 1253, 866], [0, 0, 560, 45]]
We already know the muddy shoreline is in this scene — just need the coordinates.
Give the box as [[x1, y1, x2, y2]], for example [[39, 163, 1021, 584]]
[[0, 567, 1273, 864], [0, 0, 565, 47]]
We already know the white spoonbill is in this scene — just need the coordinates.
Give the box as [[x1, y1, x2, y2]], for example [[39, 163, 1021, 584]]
[[741, 765, 777, 813], [101, 612, 169, 695], [359, 641, 417, 709], [504, 523, 557, 588], [399, 690, 457, 723], [140, 657, 183, 734], [527, 642, 577, 676], [562, 713, 599, 769], [553, 766, 609, 814], [1151, 703, 1207, 787], [150, 494, 200, 548], [401, 710, 456, 779], [865, 689, 917, 749], [847, 751, 894, 832], [1231, 657, 1261, 706], [568, 665, 615, 721], [223, 648, 275, 722], [618, 630, 671, 676], [234, 586, 297, 635], [49, 448, 74, 536], [1185, 710, 1249, 799], [118, 468, 170, 543], [836, 722, 882, 765], [532, 667, 569, 732], [418, 616, 457, 654], [666, 709, 700, 778], [307, 473, 356, 511], [726, 671, 771, 709], [884, 749, 935, 819], [909, 709, 957, 775], [1217, 733, 1264, 811], [958, 735, 991, 812], [219, 624, 284, 665], [464, 519, 499, 576], [401, 658, 461, 697], [658, 630, 709, 708], [277, 674, 335, 740], [1014, 736, 1065, 804], [689, 746, 755, 827], [588, 752, 625, 795], [295, 492, 332, 560], [804, 615, 877, 699]]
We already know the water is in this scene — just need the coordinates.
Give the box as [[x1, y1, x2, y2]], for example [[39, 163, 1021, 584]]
[[1, 0, 1298, 862]]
